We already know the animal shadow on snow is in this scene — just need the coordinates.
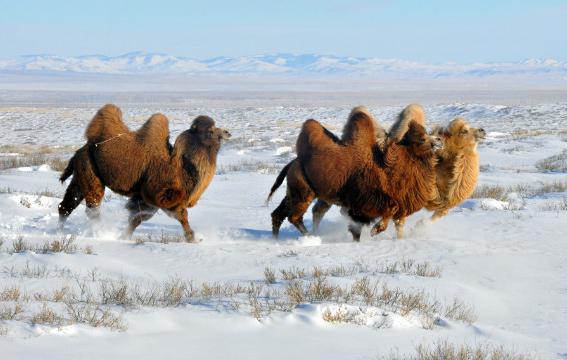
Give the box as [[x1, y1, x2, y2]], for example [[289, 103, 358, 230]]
[[239, 217, 353, 243]]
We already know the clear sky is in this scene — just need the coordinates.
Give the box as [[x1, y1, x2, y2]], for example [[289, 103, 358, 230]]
[[0, 0, 565, 62]]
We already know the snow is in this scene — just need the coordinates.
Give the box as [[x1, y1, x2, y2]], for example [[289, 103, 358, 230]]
[[0, 95, 566, 359], [1, 53, 567, 79]]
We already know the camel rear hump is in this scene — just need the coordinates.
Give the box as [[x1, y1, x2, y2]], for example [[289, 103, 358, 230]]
[[85, 104, 130, 143], [296, 119, 340, 159], [389, 104, 426, 143], [341, 106, 381, 147]]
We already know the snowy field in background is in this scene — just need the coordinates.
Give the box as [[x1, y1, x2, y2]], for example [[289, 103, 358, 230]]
[[0, 93, 566, 359]]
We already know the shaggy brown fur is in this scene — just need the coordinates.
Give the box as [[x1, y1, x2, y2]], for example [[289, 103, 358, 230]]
[[392, 118, 484, 234], [58, 104, 230, 242], [388, 104, 426, 142], [307, 104, 429, 235], [268, 106, 441, 241]]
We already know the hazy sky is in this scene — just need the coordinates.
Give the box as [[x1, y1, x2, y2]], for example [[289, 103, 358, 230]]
[[0, 0, 565, 62]]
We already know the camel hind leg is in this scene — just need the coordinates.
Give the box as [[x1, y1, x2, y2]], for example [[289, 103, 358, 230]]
[[58, 178, 84, 229], [271, 194, 314, 238], [271, 196, 289, 238], [270, 160, 315, 238]]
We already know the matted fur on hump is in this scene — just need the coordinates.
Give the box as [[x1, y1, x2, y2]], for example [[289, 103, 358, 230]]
[[85, 104, 129, 143], [341, 106, 383, 146], [388, 104, 426, 142], [86, 104, 173, 195]]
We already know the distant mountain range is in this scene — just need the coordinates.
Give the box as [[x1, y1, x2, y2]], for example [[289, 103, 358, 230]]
[[1, 52, 566, 78]]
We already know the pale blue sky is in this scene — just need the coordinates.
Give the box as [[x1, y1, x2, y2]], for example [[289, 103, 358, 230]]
[[0, 0, 565, 62]]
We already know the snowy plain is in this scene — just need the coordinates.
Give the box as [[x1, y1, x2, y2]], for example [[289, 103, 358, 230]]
[[0, 87, 566, 359]]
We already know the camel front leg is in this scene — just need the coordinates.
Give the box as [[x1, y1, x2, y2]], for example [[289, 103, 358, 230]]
[[430, 209, 449, 223], [174, 207, 197, 243], [370, 217, 391, 236], [312, 200, 332, 233]]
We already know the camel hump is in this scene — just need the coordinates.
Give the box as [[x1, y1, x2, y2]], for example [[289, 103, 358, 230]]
[[136, 113, 170, 148], [296, 119, 340, 159], [341, 105, 380, 146], [85, 104, 129, 143], [389, 103, 426, 142]]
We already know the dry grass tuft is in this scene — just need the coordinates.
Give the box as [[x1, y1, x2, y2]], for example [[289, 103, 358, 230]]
[[31, 304, 64, 326], [383, 340, 534, 360], [378, 259, 441, 278], [1, 286, 21, 301], [536, 149, 567, 172], [472, 185, 507, 201], [0, 303, 24, 321], [9, 235, 78, 254], [539, 198, 567, 211], [0, 153, 68, 171], [264, 267, 276, 284], [472, 181, 567, 201], [443, 298, 478, 324], [217, 159, 283, 175], [280, 267, 306, 281], [65, 302, 127, 331]]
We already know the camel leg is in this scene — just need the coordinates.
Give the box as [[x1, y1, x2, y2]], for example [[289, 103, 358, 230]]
[[84, 186, 105, 223], [173, 207, 197, 243], [348, 222, 363, 242], [271, 196, 289, 239], [58, 178, 84, 230], [312, 200, 332, 233], [394, 217, 407, 239], [123, 197, 158, 240], [430, 209, 448, 223], [370, 217, 391, 236], [287, 189, 315, 236]]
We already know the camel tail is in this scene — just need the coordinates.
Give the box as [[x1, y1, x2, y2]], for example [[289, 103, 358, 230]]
[[59, 154, 75, 183], [266, 160, 294, 204]]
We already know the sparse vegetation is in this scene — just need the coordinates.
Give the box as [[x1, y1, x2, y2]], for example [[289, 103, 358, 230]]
[[472, 181, 567, 201], [0, 153, 68, 171], [539, 198, 567, 211], [217, 159, 284, 175], [382, 340, 534, 360], [9, 235, 78, 254], [536, 149, 567, 172], [0, 264, 471, 333], [31, 303, 64, 326], [378, 259, 442, 278], [264, 267, 276, 284], [133, 232, 184, 244]]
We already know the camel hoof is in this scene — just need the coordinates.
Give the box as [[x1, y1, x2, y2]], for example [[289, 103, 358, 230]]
[[184, 231, 200, 243]]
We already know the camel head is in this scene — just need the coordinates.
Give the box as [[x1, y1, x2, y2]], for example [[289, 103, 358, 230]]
[[189, 116, 231, 146], [400, 121, 443, 159], [434, 118, 485, 152]]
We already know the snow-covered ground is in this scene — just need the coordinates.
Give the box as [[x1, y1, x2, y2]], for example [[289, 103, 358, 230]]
[[0, 96, 566, 359]]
